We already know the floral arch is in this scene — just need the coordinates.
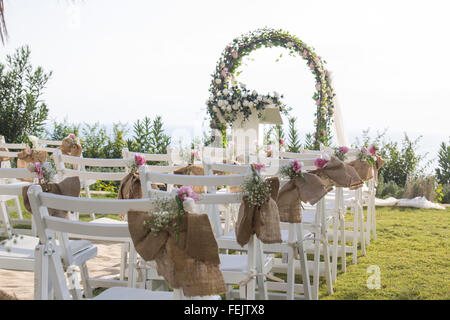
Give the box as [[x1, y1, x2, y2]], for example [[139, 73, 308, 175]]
[[206, 28, 336, 149]]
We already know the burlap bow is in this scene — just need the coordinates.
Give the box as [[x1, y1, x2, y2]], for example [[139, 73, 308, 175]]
[[235, 177, 282, 247], [277, 173, 332, 223], [173, 164, 206, 194], [373, 156, 386, 186], [0, 147, 10, 163], [311, 156, 364, 190], [22, 176, 81, 219], [17, 149, 47, 182], [59, 137, 82, 157], [347, 159, 374, 182], [127, 210, 226, 297]]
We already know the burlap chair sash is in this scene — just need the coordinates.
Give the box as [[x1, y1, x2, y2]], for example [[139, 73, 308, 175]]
[[277, 173, 332, 223], [173, 164, 206, 194], [59, 137, 82, 157], [22, 176, 81, 219], [311, 156, 364, 190], [0, 147, 10, 162], [16, 149, 47, 182], [127, 210, 226, 297], [347, 159, 374, 182], [373, 156, 386, 186], [235, 177, 282, 247]]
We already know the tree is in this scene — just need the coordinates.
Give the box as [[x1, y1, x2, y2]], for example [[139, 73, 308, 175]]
[[0, 46, 52, 143], [436, 139, 450, 185], [287, 117, 301, 152], [273, 124, 285, 145]]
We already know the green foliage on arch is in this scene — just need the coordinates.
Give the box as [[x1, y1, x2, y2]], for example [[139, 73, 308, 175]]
[[206, 27, 336, 149]]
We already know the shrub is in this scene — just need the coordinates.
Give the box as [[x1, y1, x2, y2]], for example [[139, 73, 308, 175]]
[[376, 176, 404, 199], [0, 46, 52, 143], [435, 139, 450, 185], [287, 117, 301, 153], [127, 116, 171, 154], [403, 175, 436, 201], [441, 184, 450, 204], [46, 118, 80, 141]]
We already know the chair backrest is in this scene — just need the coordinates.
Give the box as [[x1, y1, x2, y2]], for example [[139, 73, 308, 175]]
[[29, 136, 62, 154], [139, 166, 246, 236], [26, 184, 163, 300], [201, 146, 234, 164], [53, 149, 129, 183], [122, 149, 185, 173]]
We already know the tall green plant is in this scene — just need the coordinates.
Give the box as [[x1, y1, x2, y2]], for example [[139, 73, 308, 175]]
[[287, 117, 301, 152], [46, 118, 80, 141], [435, 139, 450, 185], [0, 46, 52, 143]]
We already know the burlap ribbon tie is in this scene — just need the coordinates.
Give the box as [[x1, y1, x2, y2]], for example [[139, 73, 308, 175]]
[[0, 147, 10, 163], [311, 156, 364, 190], [173, 164, 206, 194], [235, 177, 282, 247], [347, 159, 374, 182], [238, 270, 284, 287], [22, 176, 81, 219], [373, 156, 386, 186], [277, 173, 332, 223], [17, 149, 47, 182], [127, 211, 226, 297], [59, 137, 82, 157]]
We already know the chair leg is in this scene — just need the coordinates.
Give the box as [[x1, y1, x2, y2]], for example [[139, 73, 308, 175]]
[[14, 196, 24, 220], [371, 195, 377, 240], [352, 203, 358, 265], [127, 243, 138, 288], [359, 203, 366, 256], [79, 263, 93, 298], [245, 235, 256, 300], [255, 240, 267, 300], [322, 235, 334, 295], [0, 201, 12, 238], [120, 242, 129, 281], [296, 223, 311, 300], [312, 235, 320, 300], [332, 217, 338, 282], [340, 217, 346, 273], [66, 265, 83, 300]]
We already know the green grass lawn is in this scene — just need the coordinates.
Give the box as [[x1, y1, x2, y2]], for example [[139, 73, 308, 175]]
[[2, 194, 449, 300]]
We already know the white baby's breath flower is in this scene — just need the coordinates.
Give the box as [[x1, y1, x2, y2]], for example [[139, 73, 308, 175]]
[[183, 197, 196, 213]]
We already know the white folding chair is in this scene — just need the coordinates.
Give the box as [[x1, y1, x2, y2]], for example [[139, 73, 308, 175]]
[[0, 169, 97, 299], [26, 184, 177, 300], [138, 167, 274, 300]]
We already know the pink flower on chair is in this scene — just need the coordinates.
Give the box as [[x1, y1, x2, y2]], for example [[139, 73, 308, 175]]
[[252, 163, 266, 172], [339, 146, 349, 154], [314, 158, 329, 169], [292, 160, 303, 173], [279, 138, 285, 146], [177, 185, 199, 201], [68, 133, 76, 139], [34, 162, 43, 180], [134, 154, 146, 166], [368, 146, 377, 156], [361, 147, 368, 154], [191, 149, 200, 159]]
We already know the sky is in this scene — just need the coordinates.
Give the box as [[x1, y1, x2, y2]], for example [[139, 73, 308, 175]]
[[1, 0, 449, 168]]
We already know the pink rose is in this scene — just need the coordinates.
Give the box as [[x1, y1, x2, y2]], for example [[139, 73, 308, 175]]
[[177, 185, 199, 201], [220, 67, 228, 78], [68, 133, 76, 139], [361, 147, 368, 154], [279, 138, 285, 146], [252, 163, 266, 172], [339, 146, 349, 154], [316, 99, 321, 106], [292, 159, 302, 173], [34, 162, 43, 180], [266, 145, 272, 152], [191, 150, 200, 158], [309, 62, 315, 70], [134, 154, 146, 166], [302, 50, 308, 58], [231, 51, 238, 59], [314, 158, 329, 169], [368, 146, 377, 156]]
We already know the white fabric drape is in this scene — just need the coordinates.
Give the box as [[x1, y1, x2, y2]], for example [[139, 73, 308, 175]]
[[327, 71, 349, 147]]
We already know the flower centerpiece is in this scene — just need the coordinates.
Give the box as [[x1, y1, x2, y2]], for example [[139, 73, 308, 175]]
[[279, 159, 304, 180], [27, 161, 57, 190], [334, 146, 349, 161], [144, 186, 199, 242], [358, 146, 377, 166], [241, 163, 271, 207], [128, 154, 146, 173]]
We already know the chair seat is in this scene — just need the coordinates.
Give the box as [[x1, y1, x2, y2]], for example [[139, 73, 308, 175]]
[[89, 217, 126, 225], [219, 253, 271, 272], [93, 286, 174, 300], [0, 235, 95, 265]]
